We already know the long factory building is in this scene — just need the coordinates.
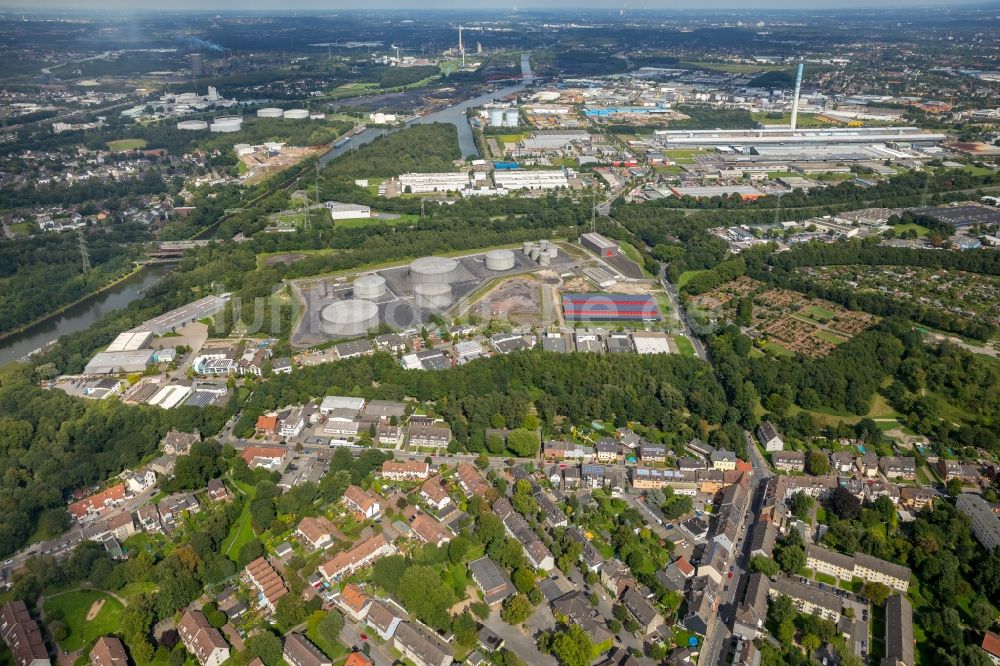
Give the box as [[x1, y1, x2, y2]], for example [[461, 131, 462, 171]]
[[653, 126, 947, 148]]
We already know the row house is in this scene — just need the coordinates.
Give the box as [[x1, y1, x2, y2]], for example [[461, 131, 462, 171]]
[[178, 610, 230, 666], [492, 498, 555, 571], [407, 423, 452, 449], [319, 534, 396, 583], [244, 557, 288, 614], [880, 456, 917, 481], [420, 476, 451, 511], [342, 485, 383, 520], [381, 460, 430, 481], [805, 543, 911, 592]]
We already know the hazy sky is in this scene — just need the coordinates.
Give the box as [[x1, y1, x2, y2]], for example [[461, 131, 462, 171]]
[[0, 0, 987, 10]]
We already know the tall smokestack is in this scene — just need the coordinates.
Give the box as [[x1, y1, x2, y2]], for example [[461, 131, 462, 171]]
[[790, 62, 804, 131]]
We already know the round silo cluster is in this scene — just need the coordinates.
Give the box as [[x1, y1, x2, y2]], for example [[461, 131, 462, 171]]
[[320, 300, 379, 337], [521, 240, 558, 264], [353, 274, 386, 300], [409, 256, 459, 285], [283, 109, 309, 120], [414, 283, 453, 309], [257, 107, 284, 118], [485, 249, 516, 271]]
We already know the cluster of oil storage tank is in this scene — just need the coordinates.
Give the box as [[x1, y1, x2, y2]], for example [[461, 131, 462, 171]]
[[256, 108, 310, 119], [521, 240, 558, 266]]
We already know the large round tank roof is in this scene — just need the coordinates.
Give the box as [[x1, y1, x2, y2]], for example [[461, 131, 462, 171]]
[[353, 274, 387, 299], [413, 283, 452, 297], [177, 119, 208, 130], [283, 108, 309, 119], [257, 107, 284, 118], [485, 249, 516, 271], [409, 256, 459, 276], [321, 299, 379, 325]]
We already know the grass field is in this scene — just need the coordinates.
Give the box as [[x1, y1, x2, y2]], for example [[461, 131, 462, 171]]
[[805, 305, 839, 321], [750, 112, 831, 129], [664, 149, 710, 165], [673, 335, 696, 357], [44, 590, 124, 652], [333, 213, 419, 229], [107, 139, 147, 151], [222, 504, 255, 560], [6, 222, 30, 236], [890, 222, 930, 237], [677, 270, 706, 289]]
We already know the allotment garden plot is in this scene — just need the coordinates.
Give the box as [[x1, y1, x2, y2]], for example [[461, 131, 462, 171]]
[[797, 265, 1000, 328]]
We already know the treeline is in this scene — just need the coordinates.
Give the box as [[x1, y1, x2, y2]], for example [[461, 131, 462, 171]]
[[0, 366, 229, 557], [763, 242, 1000, 340], [0, 223, 153, 335], [680, 257, 746, 295], [373, 65, 439, 88], [232, 350, 730, 450], [670, 105, 754, 130], [1, 169, 168, 209]]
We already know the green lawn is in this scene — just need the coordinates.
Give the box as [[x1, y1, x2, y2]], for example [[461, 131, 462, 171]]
[[677, 270, 706, 288], [222, 504, 256, 561], [333, 214, 418, 229], [673, 335, 696, 357], [44, 590, 124, 651], [760, 341, 795, 358], [814, 330, 847, 345], [107, 138, 147, 151], [805, 305, 839, 321], [890, 222, 930, 237]]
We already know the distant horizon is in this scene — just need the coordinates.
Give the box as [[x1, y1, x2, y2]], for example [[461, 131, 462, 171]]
[[2, 1, 999, 13]]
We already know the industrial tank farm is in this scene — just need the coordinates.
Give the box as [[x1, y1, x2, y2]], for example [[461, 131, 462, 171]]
[[409, 256, 460, 284], [414, 283, 454, 309], [353, 274, 387, 300], [320, 299, 379, 336], [485, 249, 516, 271]]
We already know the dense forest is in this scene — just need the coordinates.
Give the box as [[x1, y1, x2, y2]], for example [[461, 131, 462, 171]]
[[231, 350, 735, 450], [322, 123, 462, 179], [0, 365, 229, 557]]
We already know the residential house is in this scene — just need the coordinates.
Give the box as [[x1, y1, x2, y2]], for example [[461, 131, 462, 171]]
[[105, 512, 137, 540], [207, 478, 230, 502], [342, 485, 382, 520], [240, 447, 287, 471], [420, 476, 451, 511], [880, 456, 917, 481], [407, 508, 454, 547], [137, 504, 161, 533], [381, 460, 430, 481], [365, 600, 404, 641], [375, 423, 404, 448], [161, 431, 199, 455], [280, 407, 307, 439], [255, 415, 279, 437], [283, 633, 332, 666], [456, 463, 493, 498], [710, 450, 737, 472], [857, 453, 879, 478], [829, 452, 855, 476], [601, 559, 636, 597], [244, 557, 288, 614], [178, 609, 230, 666], [407, 423, 452, 448], [543, 440, 574, 461], [757, 421, 784, 452], [393, 622, 453, 666], [883, 594, 914, 666], [0, 601, 50, 666], [468, 556, 514, 606], [296, 516, 340, 551], [90, 636, 128, 666], [980, 630, 1000, 666], [805, 544, 910, 592], [899, 487, 935, 512], [640, 445, 666, 464], [620, 586, 664, 635], [772, 451, 805, 473], [492, 498, 554, 571], [677, 457, 705, 473], [656, 556, 695, 593], [335, 584, 371, 622], [319, 535, 395, 582], [596, 439, 620, 464], [68, 484, 126, 521], [957, 493, 1000, 550]]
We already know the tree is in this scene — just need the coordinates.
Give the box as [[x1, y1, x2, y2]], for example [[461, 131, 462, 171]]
[[861, 582, 892, 606], [548, 624, 598, 666], [801, 633, 821, 655], [501, 594, 533, 625], [507, 428, 540, 458], [470, 601, 490, 620], [749, 555, 780, 577], [789, 491, 814, 521], [806, 451, 830, 476], [315, 610, 344, 646], [453, 611, 478, 647], [512, 568, 536, 595], [245, 631, 283, 666], [828, 486, 861, 520], [237, 540, 264, 568], [775, 544, 805, 574], [660, 492, 693, 520]]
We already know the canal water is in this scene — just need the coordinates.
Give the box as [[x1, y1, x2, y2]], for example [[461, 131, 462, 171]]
[[0, 264, 174, 367]]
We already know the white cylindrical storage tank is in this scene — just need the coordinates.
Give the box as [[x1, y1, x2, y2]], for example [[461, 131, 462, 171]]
[[320, 299, 379, 337], [485, 249, 516, 271], [283, 108, 309, 120], [546, 246, 558, 259], [530, 246, 541, 261], [539, 253, 551, 266], [353, 274, 387, 300], [257, 107, 284, 118], [210, 116, 242, 133], [409, 256, 459, 285], [539, 239, 550, 251], [177, 120, 208, 131], [489, 109, 504, 126], [414, 283, 453, 309], [504, 110, 519, 127], [522, 241, 533, 255]]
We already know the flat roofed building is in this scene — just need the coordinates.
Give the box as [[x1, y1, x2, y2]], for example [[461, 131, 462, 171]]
[[631, 331, 671, 354], [580, 232, 619, 257], [468, 556, 514, 605], [562, 293, 661, 321], [957, 493, 1000, 550]]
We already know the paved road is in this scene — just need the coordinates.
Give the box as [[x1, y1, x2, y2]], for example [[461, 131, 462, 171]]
[[482, 611, 557, 666], [659, 267, 708, 360], [340, 619, 394, 666]]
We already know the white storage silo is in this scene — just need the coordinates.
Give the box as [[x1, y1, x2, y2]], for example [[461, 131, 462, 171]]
[[210, 116, 242, 133], [177, 120, 208, 131], [504, 110, 519, 127], [546, 246, 559, 259], [539, 239, 550, 251], [257, 108, 284, 118], [414, 283, 453, 309], [283, 109, 309, 120], [530, 246, 541, 261], [409, 256, 459, 285], [353, 274, 387, 300], [522, 241, 533, 255], [539, 253, 551, 266], [485, 249, 516, 271], [320, 300, 380, 337]]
